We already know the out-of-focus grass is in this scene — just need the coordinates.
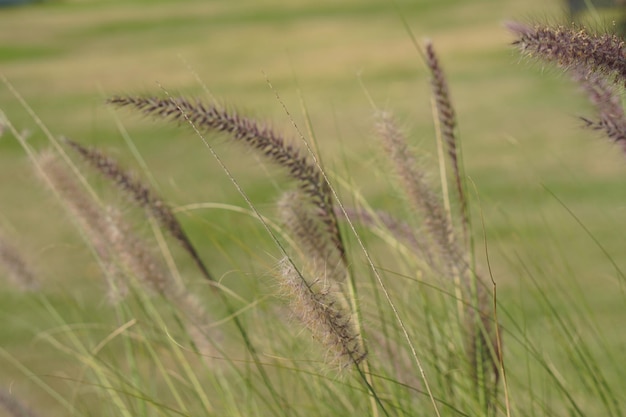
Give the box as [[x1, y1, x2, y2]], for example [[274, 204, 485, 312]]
[[2, 0, 626, 415], [2, 0, 621, 286]]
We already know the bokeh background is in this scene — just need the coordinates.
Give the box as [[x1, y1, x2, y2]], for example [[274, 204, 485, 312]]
[[2, 0, 626, 414]]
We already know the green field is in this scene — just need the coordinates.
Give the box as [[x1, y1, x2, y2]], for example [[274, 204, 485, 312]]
[[2, 0, 626, 416]]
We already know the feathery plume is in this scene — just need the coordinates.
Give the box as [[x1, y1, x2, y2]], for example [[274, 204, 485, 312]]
[[425, 40, 468, 236], [36, 150, 125, 300], [58, 134, 284, 399], [507, 21, 626, 81], [277, 257, 366, 369], [39, 151, 216, 312], [103, 206, 172, 295], [375, 111, 463, 274], [571, 68, 626, 151], [375, 110, 500, 397], [278, 191, 345, 283], [37, 152, 220, 354], [63, 138, 214, 284], [0, 234, 38, 291], [36, 151, 172, 298], [107, 96, 345, 264]]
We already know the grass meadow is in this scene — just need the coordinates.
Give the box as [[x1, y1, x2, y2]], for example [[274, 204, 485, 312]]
[[1, 0, 626, 416]]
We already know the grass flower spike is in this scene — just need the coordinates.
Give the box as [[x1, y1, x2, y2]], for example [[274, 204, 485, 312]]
[[63, 138, 215, 283], [507, 21, 626, 81], [277, 257, 366, 369], [278, 190, 345, 283], [572, 68, 626, 150], [425, 40, 468, 232], [0, 234, 38, 291], [108, 96, 346, 265]]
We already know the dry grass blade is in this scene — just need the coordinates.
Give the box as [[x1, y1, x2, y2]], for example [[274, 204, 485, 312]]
[[507, 21, 626, 82], [62, 137, 215, 284], [425, 40, 468, 236], [107, 95, 346, 265]]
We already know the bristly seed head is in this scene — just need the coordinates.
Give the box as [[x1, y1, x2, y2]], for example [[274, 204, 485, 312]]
[[425, 40, 468, 238], [571, 68, 626, 150], [375, 111, 464, 276], [507, 21, 626, 83], [277, 257, 366, 369], [278, 191, 345, 283], [63, 138, 215, 283], [107, 95, 346, 265], [0, 234, 38, 291], [35, 151, 171, 297]]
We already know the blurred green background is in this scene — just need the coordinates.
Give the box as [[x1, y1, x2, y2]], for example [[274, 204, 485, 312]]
[[1, 0, 626, 414]]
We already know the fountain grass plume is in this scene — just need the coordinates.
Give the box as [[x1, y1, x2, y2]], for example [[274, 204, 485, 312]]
[[63, 137, 215, 284], [107, 95, 346, 266], [278, 190, 345, 283], [36, 150, 173, 297], [0, 233, 38, 291], [423, 43, 501, 398], [507, 21, 626, 82], [277, 257, 366, 369], [103, 206, 173, 295], [375, 109, 501, 404], [60, 133, 286, 409], [36, 149, 121, 296], [37, 150, 219, 355], [508, 21, 626, 155], [375, 110, 462, 275], [572, 68, 626, 151], [425, 40, 468, 236]]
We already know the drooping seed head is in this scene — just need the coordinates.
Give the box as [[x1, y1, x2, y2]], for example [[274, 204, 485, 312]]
[[108, 96, 346, 265]]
